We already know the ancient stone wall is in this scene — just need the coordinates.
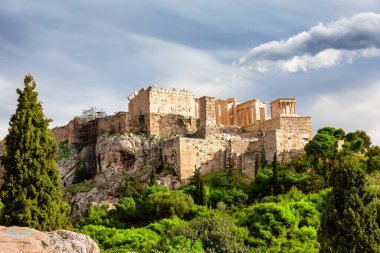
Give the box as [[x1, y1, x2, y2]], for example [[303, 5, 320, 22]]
[[52, 112, 143, 145], [243, 116, 312, 137], [274, 130, 310, 162], [51, 120, 76, 144], [97, 112, 141, 135], [128, 86, 196, 118], [178, 137, 226, 181], [128, 87, 150, 115], [198, 96, 219, 139]]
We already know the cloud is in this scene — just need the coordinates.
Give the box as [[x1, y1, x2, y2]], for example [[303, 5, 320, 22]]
[[309, 80, 380, 145], [237, 12, 380, 72]]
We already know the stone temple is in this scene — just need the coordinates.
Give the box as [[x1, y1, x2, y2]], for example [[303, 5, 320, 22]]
[[52, 85, 311, 182]]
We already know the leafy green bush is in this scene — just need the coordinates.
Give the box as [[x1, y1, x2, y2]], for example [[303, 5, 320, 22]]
[[233, 189, 321, 253], [145, 190, 194, 219], [80, 224, 160, 252], [209, 188, 248, 208], [158, 236, 204, 253], [163, 216, 249, 253], [76, 205, 111, 229]]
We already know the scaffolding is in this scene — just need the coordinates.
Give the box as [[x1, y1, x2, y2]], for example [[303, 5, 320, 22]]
[[73, 107, 107, 175]]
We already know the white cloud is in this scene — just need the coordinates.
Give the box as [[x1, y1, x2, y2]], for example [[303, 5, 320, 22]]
[[237, 12, 380, 72], [127, 33, 248, 97], [310, 80, 380, 145]]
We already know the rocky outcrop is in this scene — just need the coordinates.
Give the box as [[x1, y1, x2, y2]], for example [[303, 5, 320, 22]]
[[0, 226, 100, 253], [64, 187, 118, 222], [59, 133, 165, 221], [94, 134, 163, 184]]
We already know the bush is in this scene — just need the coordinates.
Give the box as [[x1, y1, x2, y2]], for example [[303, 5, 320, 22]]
[[233, 190, 321, 253], [79, 224, 160, 252], [209, 188, 248, 208], [163, 216, 249, 253], [145, 190, 194, 219]]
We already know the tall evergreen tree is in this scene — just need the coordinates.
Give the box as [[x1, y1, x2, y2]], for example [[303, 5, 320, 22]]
[[0, 75, 69, 231], [192, 166, 207, 206], [254, 154, 260, 179], [319, 152, 380, 252], [272, 152, 279, 195]]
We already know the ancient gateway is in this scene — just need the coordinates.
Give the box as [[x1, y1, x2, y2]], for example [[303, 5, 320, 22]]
[[52, 85, 311, 182]]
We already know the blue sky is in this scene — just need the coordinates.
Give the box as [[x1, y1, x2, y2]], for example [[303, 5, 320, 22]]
[[1, 0, 380, 144]]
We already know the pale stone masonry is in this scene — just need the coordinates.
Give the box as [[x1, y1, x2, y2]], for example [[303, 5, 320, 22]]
[[52, 85, 312, 182]]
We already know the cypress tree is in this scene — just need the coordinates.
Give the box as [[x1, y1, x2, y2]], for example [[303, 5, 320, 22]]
[[319, 153, 380, 252], [272, 152, 279, 195], [192, 167, 207, 206], [254, 154, 260, 179], [0, 75, 69, 231]]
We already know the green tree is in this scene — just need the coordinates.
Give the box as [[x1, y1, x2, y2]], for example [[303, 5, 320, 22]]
[[192, 167, 208, 206], [254, 154, 261, 179], [367, 146, 380, 173], [0, 75, 69, 230], [166, 216, 249, 253], [305, 126, 341, 186], [272, 152, 279, 195], [319, 153, 380, 252], [225, 146, 238, 189]]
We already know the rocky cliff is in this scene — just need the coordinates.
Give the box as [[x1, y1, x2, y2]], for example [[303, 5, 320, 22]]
[[59, 133, 180, 221], [0, 226, 100, 253]]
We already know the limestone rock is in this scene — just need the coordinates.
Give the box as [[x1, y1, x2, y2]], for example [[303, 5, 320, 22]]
[[157, 175, 181, 189], [64, 187, 118, 222], [58, 149, 80, 187], [0, 226, 100, 253]]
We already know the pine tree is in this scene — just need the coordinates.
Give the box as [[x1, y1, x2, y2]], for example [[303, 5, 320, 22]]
[[192, 167, 207, 206], [254, 154, 260, 179], [0, 75, 70, 231], [319, 152, 380, 252], [272, 152, 279, 195]]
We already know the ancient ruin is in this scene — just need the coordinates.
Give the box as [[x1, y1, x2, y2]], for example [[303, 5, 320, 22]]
[[52, 85, 312, 182]]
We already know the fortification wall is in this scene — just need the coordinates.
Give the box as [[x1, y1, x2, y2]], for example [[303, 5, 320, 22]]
[[198, 97, 219, 139], [243, 116, 311, 136], [128, 86, 196, 118], [97, 112, 141, 135], [166, 137, 263, 181], [177, 137, 226, 181], [51, 120, 76, 144], [128, 88, 150, 115]]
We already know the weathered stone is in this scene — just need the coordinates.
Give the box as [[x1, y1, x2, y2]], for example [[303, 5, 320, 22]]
[[51, 85, 312, 193], [0, 225, 100, 253]]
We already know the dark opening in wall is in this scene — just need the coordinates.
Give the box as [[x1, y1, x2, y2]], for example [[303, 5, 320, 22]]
[[121, 151, 136, 171]]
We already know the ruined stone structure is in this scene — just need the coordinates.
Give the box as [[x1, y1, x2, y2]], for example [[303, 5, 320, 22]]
[[52, 85, 311, 183]]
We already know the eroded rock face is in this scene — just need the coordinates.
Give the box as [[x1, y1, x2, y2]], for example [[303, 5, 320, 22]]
[[0, 226, 100, 253], [64, 187, 118, 222], [60, 134, 165, 221], [93, 134, 163, 183]]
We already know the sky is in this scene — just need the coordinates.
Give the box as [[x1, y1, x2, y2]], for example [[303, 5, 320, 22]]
[[1, 0, 380, 144]]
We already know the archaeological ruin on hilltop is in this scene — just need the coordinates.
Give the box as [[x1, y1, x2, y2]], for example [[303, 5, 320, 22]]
[[52, 85, 312, 182]]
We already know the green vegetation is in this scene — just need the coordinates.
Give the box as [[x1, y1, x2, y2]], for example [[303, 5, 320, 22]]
[[1, 81, 379, 253], [57, 139, 72, 160], [320, 153, 380, 252], [0, 75, 70, 231], [72, 126, 380, 252]]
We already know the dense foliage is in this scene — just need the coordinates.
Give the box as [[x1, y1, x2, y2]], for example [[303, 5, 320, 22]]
[[0, 75, 69, 231], [2, 82, 379, 252], [73, 126, 380, 252], [320, 153, 380, 252]]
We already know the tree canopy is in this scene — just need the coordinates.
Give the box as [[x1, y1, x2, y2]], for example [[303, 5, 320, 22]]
[[0, 75, 69, 231]]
